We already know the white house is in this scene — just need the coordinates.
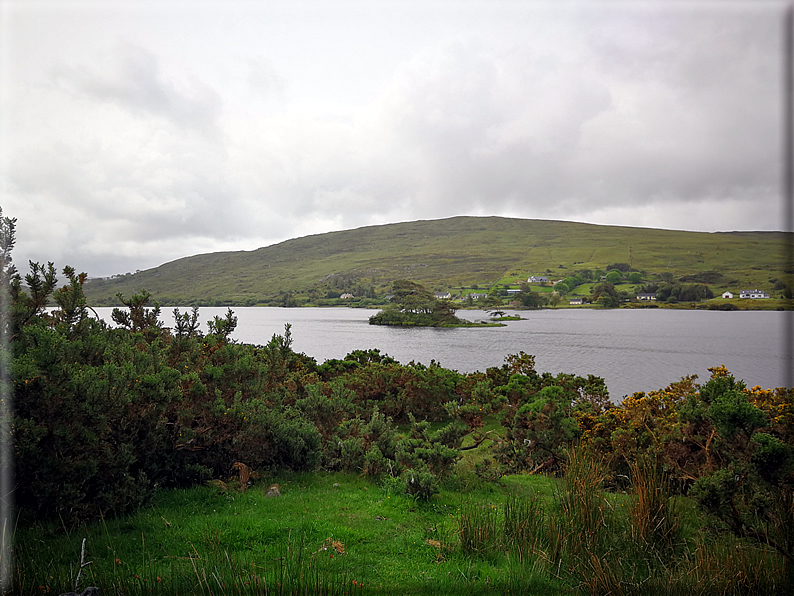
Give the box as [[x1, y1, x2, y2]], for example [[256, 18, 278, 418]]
[[722, 291, 734, 299], [528, 276, 548, 283], [434, 291, 451, 300], [739, 289, 770, 299], [569, 298, 584, 305], [637, 293, 656, 301], [340, 293, 354, 299]]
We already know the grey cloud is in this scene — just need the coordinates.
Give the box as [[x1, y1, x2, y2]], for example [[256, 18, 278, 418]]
[[368, 41, 616, 212], [4, 3, 785, 280], [54, 43, 223, 139], [349, 10, 781, 223], [236, 6, 781, 241]]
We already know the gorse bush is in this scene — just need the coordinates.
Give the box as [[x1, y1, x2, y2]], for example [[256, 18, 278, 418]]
[[7, 258, 514, 521], [13, 319, 181, 520]]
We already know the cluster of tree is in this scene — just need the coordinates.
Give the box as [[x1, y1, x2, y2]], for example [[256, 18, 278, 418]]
[[770, 278, 793, 299], [514, 286, 549, 308], [369, 280, 464, 326], [640, 282, 714, 303], [321, 272, 376, 297]]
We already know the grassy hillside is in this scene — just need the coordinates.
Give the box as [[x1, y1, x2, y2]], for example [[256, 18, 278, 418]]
[[82, 216, 792, 306]]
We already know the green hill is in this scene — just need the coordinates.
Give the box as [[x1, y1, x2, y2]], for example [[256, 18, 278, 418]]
[[82, 216, 792, 306]]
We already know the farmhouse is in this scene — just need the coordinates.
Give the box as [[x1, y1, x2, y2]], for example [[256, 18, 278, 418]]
[[340, 293, 354, 299], [722, 291, 734, 299], [528, 276, 548, 283], [569, 298, 584, 305], [434, 291, 451, 299], [636, 293, 657, 301], [739, 289, 770, 299]]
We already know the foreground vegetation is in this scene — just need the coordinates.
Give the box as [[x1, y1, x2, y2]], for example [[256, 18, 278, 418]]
[[3, 213, 793, 594], [14, 459, 791, 596], [80, 216, 793, 308]]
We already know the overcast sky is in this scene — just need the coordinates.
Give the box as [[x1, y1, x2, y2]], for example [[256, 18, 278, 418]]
[[0, 0, 788, 278]]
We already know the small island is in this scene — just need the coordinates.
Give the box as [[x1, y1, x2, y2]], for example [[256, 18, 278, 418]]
[[486, 309, 524, 321], [369, 280, 503, 327]]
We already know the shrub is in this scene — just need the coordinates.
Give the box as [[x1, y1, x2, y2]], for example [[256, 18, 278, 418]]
[[402, 467, 438, 501]]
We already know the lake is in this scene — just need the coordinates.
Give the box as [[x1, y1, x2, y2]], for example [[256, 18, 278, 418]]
[[92, 306, 792, 401]]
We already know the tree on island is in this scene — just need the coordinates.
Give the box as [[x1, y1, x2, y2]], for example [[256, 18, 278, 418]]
[[369, 280, 464, 326]]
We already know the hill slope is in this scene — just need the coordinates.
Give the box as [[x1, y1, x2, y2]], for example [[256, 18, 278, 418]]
[[83, 216, 791, 306]]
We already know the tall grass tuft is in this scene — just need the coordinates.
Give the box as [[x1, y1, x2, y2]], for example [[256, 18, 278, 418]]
[[770, 486, 794, 590], [457, 502, 501, 559], [577, 552, 626, 596], [673, 537, 788, 596], [628, 456, 679, 554], [502, 490, 545, 565], [552, 446, 611, 559], [550, 446, 636, 595]]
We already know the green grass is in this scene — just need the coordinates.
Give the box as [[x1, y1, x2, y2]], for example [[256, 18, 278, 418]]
[[81, 216, 793, 307], [13, 460, 790, 596], [13, 472, 566, 595]]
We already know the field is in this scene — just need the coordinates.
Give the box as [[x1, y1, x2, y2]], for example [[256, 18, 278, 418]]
[[81, 217, 793, 306], [13, 448, 790, 596]]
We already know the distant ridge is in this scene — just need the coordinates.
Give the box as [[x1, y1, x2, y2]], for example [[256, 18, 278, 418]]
[[82, 216, 790, 306]]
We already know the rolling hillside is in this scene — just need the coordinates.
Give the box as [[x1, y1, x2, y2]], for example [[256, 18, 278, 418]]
[[82, 216, 792, 306]]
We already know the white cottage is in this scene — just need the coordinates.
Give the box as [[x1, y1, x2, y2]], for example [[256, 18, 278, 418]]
[[739, 289, 770, 299]]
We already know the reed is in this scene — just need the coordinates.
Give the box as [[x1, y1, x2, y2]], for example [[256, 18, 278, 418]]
[[457, 502, 501, 559], [627, 456, 679, 553], [675, 537, 787, 596], [552, 446, 611, 559], [502, 490, 546, 564]]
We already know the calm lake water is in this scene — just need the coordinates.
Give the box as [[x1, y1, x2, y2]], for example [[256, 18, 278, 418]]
[[93, 306, 792, 401]]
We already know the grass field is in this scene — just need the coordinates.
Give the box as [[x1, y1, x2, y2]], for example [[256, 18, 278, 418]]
[[13, 454, 789, 596], [81, 217, 793, 307]]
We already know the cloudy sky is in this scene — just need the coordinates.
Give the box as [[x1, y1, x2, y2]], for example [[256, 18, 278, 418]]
[[0, 0, 788, 278]]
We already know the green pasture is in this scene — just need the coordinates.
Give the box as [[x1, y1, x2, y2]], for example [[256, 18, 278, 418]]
[[15, 463, 788, 596]]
